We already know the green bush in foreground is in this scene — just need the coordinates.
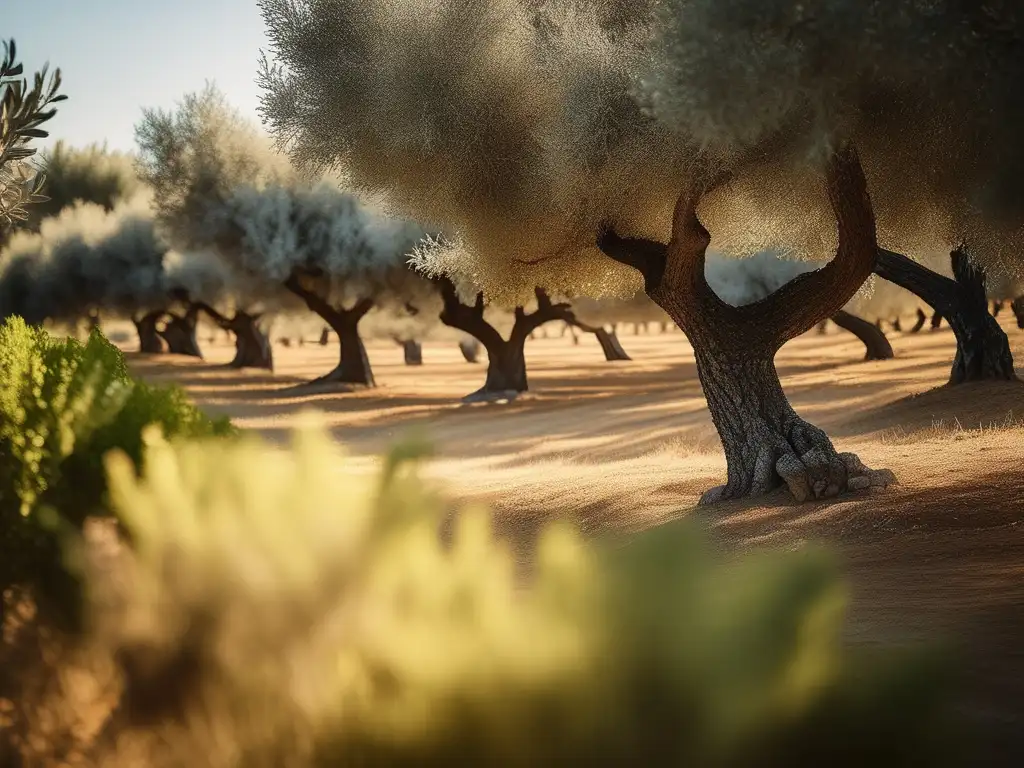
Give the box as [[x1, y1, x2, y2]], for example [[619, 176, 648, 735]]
[[76, 419, 955, 767], [0, 316, 233, 623]]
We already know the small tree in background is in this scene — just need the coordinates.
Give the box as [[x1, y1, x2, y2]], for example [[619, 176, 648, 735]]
[[215, 181, 432, 388], [28, 141, 144, 225]]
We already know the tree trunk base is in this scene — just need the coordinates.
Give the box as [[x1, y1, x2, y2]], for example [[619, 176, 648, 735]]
[[133, 312, 166, 354], [694, 356, 897, 505], [228, 315, 274, 371], [949, 314, 1016, 384], [831, 310, 894, 361], [159, 316, 202, 358], [690, 349, 895, 506], [1012, 297, 1024, 329], [399, 339, 423, 366], [460, 388, 528, 405], [594, 328, 631, 361]]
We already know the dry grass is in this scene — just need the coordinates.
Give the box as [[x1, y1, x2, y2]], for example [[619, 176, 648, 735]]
[[9, 315, 1023, 764]]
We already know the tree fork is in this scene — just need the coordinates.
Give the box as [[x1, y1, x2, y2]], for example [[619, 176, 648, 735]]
[[158, 304, 202, 358], [284, 273, 375, 387], [194, 303, 274, 371], [875, 248, 1016, 384], [435, 278, 571, 401], [132, 309, 166, 354], [597, 144, 894, 504], [831, 310, 894, 361]]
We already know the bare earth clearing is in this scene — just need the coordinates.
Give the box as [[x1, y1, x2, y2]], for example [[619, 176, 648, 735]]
[[122, 319, 1024, 764]]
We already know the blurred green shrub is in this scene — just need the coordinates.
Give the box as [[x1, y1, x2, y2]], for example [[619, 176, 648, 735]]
[[83, 418, 953, 767], [0, 316, 233, 624]]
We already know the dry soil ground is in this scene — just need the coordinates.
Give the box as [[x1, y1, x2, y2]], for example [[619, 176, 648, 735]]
[[122, 318, 1024, 765]]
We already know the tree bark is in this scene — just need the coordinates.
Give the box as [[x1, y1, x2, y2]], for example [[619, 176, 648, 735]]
[[132, 310, 166, 354], [563, 314, 631, 361], [597, 144, 894, 504], [831, 310, 895, 361], [910, 308, 927, 333], [875, 248, 1016, 384], [158, 305, 202, 358], [193, 304, 274, 371], [284, 274, 375, 387], [1012, 297, 1024, 329], [398, 339, 423, 366], [459, 338, 481, 363], [435, 279, 570, 400]]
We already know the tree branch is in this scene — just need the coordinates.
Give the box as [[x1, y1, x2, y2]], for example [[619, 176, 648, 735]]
[[433, 275, 505, 349], [596, 224, 667, 294], [743, 143, 878, 339]]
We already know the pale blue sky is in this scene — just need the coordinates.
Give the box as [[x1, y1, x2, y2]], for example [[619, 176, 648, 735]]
[[7, 0, 271, 153]]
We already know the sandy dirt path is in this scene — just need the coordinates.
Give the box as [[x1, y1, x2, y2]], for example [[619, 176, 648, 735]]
[[123, 318, 1024, 764]]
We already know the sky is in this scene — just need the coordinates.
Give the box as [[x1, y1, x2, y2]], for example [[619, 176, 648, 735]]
[[7, 0, 272, 153]]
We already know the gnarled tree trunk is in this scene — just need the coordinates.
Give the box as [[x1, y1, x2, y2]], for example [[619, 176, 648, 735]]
[[597, 145, 894, 504], [910, 308, 927, 333], [227, 312, 273, 371], [193, 304, 274, 371], [875, 249, 1016, 384], [132, 310, 166, 354], [398, 339, 423, 366], [831, 310, 894, 361], [1012, 297, 1024, 329], [284, 274, 375, 387], [436, 279, 571, 401], [158, 305, 202, 358]]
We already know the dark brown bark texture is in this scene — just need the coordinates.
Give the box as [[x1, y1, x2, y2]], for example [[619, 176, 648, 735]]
[[435, 278, 571, 401], [875, 249, 1016, 385], [158, 306, 202, 358], [910, 308, 928, 333], [831, 310, 895, 361], [194, 304, 274, 371], [564, 315, 632, 361], [398, 339, 423, 366], [132, 310, 166, 354], [596, 145, 894, 504], [284, 274, 375, 387], [1013, 297, 1024, 329]]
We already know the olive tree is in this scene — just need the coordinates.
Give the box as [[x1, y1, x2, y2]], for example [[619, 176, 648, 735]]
[[212, 181, 432, 388], [29, 141, 144, 224], [256, 1, 890, 502], [258, 1, 1024, 502]]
